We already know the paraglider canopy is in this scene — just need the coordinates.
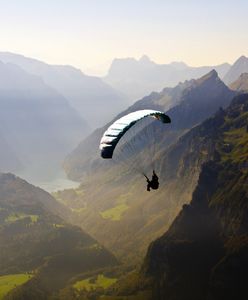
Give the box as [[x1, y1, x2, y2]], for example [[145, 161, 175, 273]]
[[99, 109, 171, 159]]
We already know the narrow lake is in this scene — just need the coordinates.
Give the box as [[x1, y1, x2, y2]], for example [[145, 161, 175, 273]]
[[15, 168, 80, 193]]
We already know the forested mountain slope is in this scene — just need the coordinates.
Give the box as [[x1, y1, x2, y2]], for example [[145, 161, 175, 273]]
[[142, 93, 248, 300], [0, 173, 117, 300]]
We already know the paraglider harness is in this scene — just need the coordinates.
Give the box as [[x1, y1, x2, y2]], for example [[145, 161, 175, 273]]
[[144, 170, 159, 191]]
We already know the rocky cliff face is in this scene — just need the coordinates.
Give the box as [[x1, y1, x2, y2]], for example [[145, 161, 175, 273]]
[[141, 93, 248, 300], [229, 72, 248, 92]]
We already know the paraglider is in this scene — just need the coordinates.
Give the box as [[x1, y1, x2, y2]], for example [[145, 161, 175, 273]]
[[99, 109, 171, 191], [145, 170, 159, 192]]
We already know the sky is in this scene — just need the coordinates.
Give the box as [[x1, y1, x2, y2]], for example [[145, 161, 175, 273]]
[[0, 0, 248, 75]]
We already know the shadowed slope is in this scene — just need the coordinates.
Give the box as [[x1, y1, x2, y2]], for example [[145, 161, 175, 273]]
[[0, 173, 117, 299]]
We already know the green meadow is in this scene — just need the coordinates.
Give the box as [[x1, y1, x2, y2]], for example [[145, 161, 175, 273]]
[[0, 274, 32, 299]]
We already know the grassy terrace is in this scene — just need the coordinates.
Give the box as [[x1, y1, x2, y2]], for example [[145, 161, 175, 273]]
[[71, 207, 87, 214], [100, 203, 129, 221], [223, 127, 248, 161], [73, 274, 117, 292], [0, 274, 33, 299], [100, 193, 131, 221], [5, 213, 39, 224]]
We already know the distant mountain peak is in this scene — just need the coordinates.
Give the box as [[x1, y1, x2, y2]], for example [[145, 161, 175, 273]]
[[235, 55, 248, 68], [169, 61, 188, 69], [224, 55, 248, 84], [0, 172, 17, 182], [139, 55, 153, 64], [205, 69, 218, 78], [232, 55, 248, 68], [194, 69, 219, 86], [236, 55, 248, 63]]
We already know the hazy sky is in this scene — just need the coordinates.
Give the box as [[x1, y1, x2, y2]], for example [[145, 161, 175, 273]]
[[0, 0, 248, 75]]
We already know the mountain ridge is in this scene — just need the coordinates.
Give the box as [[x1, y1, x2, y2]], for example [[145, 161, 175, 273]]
[[0, 61, 87, 179], [0, 51, 128, 128], [104, 55, 231, 101]]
